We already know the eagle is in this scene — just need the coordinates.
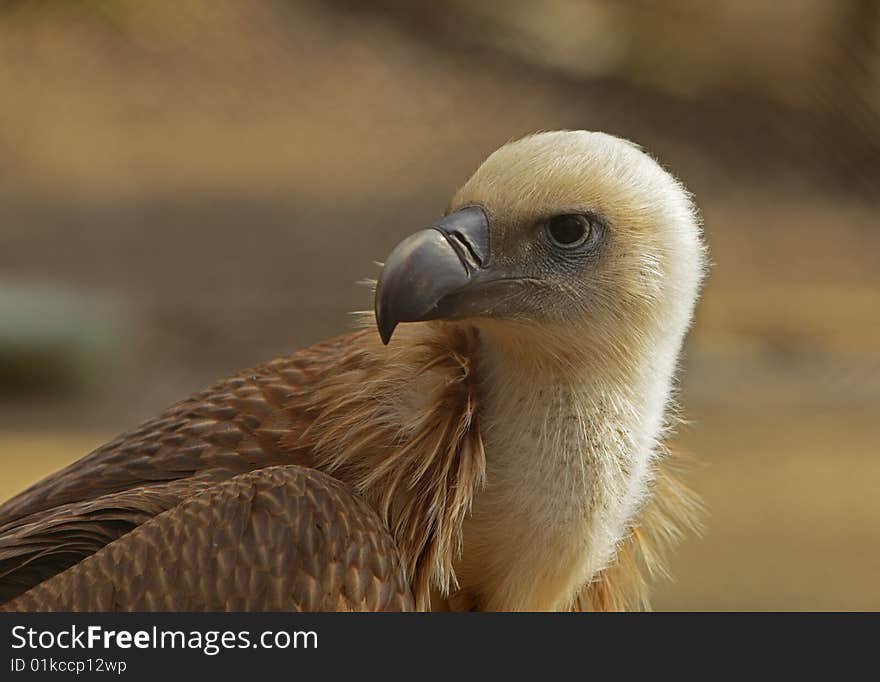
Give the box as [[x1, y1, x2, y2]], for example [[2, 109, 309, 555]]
[[0, 131, 706, 612]]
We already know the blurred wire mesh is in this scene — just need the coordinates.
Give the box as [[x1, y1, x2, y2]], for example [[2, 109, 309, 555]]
[[0, 0, 878, 610]]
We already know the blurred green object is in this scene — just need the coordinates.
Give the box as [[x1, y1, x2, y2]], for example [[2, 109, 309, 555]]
[[0, 282, 127, 395]]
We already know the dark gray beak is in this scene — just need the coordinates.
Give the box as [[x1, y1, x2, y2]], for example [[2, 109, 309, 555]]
[[374, 206, 491, 344]]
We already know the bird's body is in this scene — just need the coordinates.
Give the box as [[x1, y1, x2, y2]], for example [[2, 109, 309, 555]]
[[0, 131, 706, 612]]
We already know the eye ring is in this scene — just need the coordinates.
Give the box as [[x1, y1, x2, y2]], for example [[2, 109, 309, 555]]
[[545, 214, 593, 249]]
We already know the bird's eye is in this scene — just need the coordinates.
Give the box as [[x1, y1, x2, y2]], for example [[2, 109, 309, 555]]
[[546, 214, 592, 248]]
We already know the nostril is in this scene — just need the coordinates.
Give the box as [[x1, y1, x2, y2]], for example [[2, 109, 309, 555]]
[[448, 231, 484, 270], [432, 205, 491, 270], [431, 227, 481, 273]]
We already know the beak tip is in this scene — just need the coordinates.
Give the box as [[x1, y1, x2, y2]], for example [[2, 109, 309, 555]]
[[378, 322, 395, 345], [375, 300, 396, 345]]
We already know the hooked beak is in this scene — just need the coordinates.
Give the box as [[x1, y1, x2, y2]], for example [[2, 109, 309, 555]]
[[375, 206, 494, 344]]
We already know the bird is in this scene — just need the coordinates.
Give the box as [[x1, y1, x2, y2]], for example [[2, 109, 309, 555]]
[[0, 130, 706, 612]]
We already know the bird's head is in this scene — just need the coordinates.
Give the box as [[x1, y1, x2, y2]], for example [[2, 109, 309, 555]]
[[375, 130, 706, 370]]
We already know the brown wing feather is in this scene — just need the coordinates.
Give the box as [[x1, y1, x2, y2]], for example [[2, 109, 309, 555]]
[[0, 477, 220, 603], [0, 333, 361, 603], [0, 325, 486, 611], [1, 466, 414, 612]]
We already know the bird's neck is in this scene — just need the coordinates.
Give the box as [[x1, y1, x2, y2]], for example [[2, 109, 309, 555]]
[[454, 322, 675, 611], [300, 320, 686, 611]]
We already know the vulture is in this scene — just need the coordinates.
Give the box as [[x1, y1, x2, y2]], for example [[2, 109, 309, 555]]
[[0, 131, 706, 612]]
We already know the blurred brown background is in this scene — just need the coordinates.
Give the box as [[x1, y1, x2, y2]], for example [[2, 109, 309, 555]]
[[1, 0, 878, 610]]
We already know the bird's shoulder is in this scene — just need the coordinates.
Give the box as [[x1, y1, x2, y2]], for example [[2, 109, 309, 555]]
[[0, 329, 377, 604], [0, 329, 371, 526], [0, 324, 484, 609], [2, 465, 415, 612]]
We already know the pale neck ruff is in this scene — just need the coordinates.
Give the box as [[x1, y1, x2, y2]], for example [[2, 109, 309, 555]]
[[458, 322, 673, 610]]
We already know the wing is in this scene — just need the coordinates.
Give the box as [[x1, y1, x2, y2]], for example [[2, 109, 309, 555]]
[[0, 477, 218, 604], [0, 331, 369, 604], [1, 466, 414, 612]]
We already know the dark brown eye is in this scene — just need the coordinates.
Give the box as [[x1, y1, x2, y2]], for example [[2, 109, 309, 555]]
[[546, 214, 591, 248]]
